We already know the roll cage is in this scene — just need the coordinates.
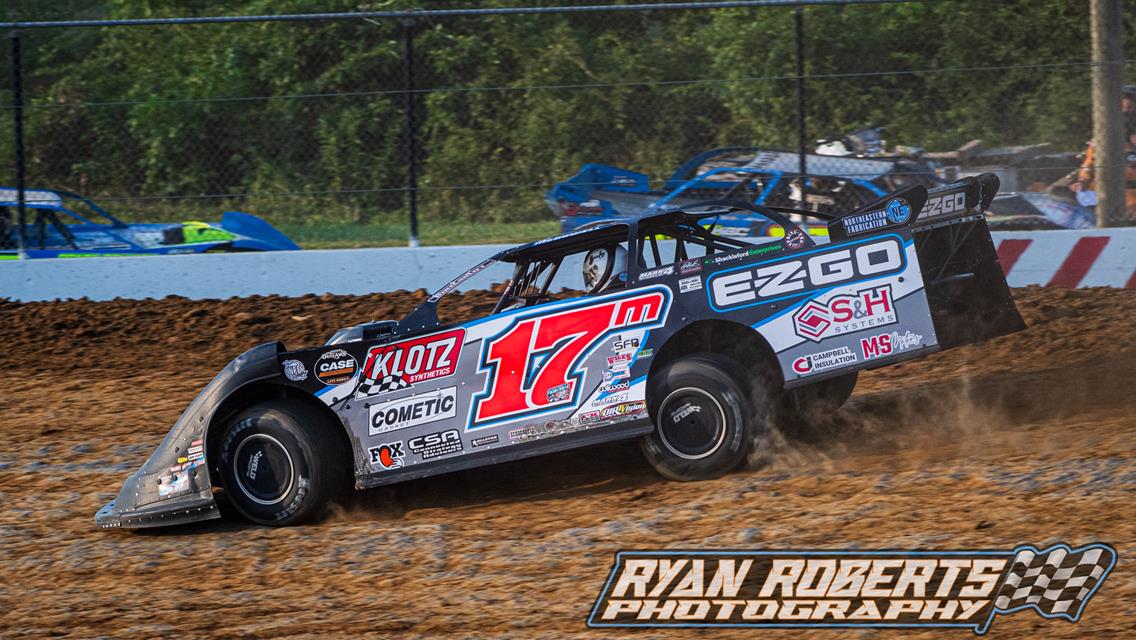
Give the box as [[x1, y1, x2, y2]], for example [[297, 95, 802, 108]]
[[399, 200, 824, 335], [1, 188, 129, 251]]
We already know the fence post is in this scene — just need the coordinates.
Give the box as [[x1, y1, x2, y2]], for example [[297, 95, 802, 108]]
[[794, 4, 807, 202], [1089, 0, 1125, 227], [402, 18, 421, 248], [9, 30, 27, 258]]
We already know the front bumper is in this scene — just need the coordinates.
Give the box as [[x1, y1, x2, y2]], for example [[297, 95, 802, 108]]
[[96, 494, 220, 529], [94, 342, 283, 530]]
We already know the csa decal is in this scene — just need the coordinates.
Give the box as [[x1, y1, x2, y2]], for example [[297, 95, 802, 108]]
[[470, 289, 669, 429], [407, 429, 464, 460]]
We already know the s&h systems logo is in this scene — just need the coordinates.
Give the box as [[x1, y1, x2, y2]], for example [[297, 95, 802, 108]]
[[589, 543, 1116, 634]]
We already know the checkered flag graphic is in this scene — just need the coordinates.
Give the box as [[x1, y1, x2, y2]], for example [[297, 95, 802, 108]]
[[993, 544, 1116, 619], [353, 374, 411, 399]]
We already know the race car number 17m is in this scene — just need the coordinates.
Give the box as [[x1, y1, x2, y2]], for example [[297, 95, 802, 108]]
[[471, 290, 668, 427]]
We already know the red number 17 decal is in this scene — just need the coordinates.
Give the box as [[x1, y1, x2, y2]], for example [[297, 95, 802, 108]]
[[470, 289, 669, 428]]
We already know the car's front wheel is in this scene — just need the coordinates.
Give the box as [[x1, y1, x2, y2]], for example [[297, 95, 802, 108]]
[[640, 354, 768, 481], [218, 399, 347, 526]]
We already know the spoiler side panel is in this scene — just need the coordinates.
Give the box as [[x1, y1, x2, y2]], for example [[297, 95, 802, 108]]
[[911, 174, 1026, 348]]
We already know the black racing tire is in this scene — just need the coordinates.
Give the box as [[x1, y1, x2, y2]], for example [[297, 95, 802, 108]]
[[778, 371, 858, 433], [640, 354, 767, 481], [218, 399, 347, 526]]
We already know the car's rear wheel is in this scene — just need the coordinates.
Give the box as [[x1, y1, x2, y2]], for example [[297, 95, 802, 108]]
[[218, 399, 347, 526], [640, 354, 768, 481]]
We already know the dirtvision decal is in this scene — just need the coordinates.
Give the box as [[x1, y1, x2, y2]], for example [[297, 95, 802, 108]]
[[589, 544, 1116, 634]]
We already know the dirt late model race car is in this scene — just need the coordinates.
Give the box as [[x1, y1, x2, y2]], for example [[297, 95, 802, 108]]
[[96, 173, 1024, 529]]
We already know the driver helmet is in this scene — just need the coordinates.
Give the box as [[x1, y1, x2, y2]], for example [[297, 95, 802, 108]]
[[582, 245, 628, 291]]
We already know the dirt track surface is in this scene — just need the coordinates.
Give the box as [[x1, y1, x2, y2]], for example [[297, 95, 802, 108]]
[[1, 286, 1134, 638]]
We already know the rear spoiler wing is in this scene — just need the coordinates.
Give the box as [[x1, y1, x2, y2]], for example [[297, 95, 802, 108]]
[[826, 173, 1001, 243], [827, 172, 1024, 351]]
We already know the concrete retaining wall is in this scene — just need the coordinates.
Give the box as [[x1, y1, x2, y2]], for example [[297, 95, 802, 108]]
[[2, 229, 1133, 302]]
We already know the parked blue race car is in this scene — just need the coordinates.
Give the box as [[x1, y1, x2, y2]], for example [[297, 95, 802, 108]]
[[546, 147, 1095, 239], [546, 148, 941, 241], [0, 187, 300, 259]]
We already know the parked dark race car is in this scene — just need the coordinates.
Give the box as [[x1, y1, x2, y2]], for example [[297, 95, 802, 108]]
[[0, 187, 299, 258], [546, 148, 940, 241], [96, 173, 1024, 529]]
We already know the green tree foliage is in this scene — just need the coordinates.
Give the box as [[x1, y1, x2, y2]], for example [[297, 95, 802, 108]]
[[1, 0, 1133, 224]]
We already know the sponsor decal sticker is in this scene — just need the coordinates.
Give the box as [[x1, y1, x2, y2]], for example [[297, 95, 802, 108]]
[[611, 336, 641, 353], [844, 198, 913, 235], [841, 209, 890, 236], [639, 265, 675, 281], [471, 290, 668, 428], [508, 424, 541, 441], [679, 259, 702, 275], [593, 391, 630, 406], [607, 353, 633, 368], [368, 441, 405, 469], [599, 379, 630, 393], [355, 328, 465, 398], [638, 348, 654, 359], [427, 260, 494, 303], [709, 237, 904, 310], [600, 401, 647, 420], [578, 410, 603, 424], [158, 472, 190, 498], [588, 543, 1117, 635], [679, 276, 703, 293], [408, 429, 464, 460], [784, 227, 809, 249], [791, 347, 857, 375], [603, 368, 631, 383], [315, 349, 358, 385], [704, 243, 782, 267], [793, 285, 897, 342], [282, 359, 307, 382], [860, 330, 924, 360], [471, 434, 499, 448], [547, 383, 571, 403], [368, 386, 457, 436], [922, 190, 968, 220], [886, 198, 912, 223]]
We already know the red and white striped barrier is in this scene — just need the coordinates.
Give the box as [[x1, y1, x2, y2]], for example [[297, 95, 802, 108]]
[[992, 228, 1136, 289]]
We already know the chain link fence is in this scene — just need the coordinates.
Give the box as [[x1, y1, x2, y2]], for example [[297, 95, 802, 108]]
[[2, 0, 1134, 248]]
